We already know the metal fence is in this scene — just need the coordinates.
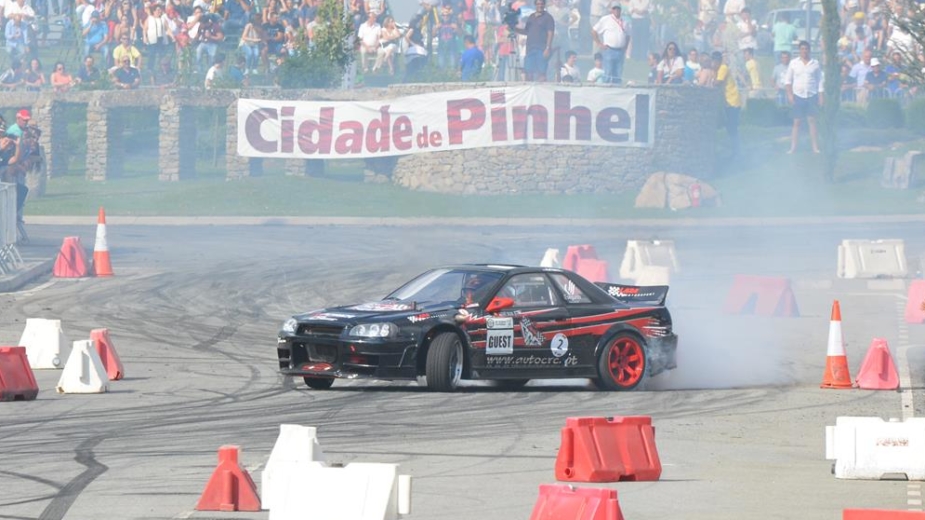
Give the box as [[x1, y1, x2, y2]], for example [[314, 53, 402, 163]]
[[0, 182, 24, 275]]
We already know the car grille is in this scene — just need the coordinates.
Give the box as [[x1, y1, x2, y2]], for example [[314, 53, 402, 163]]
[[307, 344, 337, 363], [298, 324, 346, 338]]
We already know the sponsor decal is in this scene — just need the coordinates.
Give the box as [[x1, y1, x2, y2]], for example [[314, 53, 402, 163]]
[[550, 333, 569, 358], [486, 354, 579, 367], [607, 286, 658, 299], [521, 317, 545, 347], [486, 316, 514, 355], [408, 313, 432, 323], [349, 302, 414, 311], [876, 437, 910, 447], [236, 86, 655, 160]]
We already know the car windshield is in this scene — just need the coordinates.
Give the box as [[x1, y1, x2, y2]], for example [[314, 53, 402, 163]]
[[385, 268, 505, 305]]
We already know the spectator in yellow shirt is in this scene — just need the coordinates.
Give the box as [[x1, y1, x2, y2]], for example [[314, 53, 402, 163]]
[[744, 47, 761, 91], [112, 35, 143, 71], [713, 50, 741, 158]]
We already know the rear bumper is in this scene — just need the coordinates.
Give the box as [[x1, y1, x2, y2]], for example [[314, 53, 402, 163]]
[[277, 335, 419, 380], [647, 333, 678, 377]]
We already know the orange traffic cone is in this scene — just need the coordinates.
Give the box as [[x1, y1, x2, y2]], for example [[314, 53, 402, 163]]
[[93, 207, 113, 277], [821, 300, 853, 389]]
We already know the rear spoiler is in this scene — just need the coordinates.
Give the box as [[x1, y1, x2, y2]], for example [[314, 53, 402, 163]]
[[594, 283, 669, 307]]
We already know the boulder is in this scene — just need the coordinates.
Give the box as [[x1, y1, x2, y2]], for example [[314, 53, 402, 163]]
[[635, 172, 720, 210]]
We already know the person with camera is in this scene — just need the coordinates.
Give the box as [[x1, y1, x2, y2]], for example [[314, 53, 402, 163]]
[[0, 125, 32, 225], [196, 12, 225, 72], [513, 0, 555, 82]]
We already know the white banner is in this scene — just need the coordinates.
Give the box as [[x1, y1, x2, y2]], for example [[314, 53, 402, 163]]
[[237, 86, 655, 159]]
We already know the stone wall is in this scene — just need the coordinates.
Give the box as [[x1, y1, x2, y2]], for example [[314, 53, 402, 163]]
[[0, 84, 717, 195]]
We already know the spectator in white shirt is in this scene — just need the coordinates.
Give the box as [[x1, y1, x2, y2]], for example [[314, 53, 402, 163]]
[[772, 51, 790, 106], [736, 7, 757, 52], [559, 50, 579, 81], [591, 1, 629, 84], [849, 48, 872, 104], [655, 41, 683, 84], [784, 40, 822, 154], [356, 10, 380, 73]]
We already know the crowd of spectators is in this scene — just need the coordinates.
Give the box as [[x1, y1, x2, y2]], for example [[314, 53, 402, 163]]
[[0, 0, 922, 102]]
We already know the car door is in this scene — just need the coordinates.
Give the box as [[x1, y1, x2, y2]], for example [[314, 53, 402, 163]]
[[475, 273, 574, 375]]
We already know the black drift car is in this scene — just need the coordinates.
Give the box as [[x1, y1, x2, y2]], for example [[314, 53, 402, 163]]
[[277, 264, 678, 392]]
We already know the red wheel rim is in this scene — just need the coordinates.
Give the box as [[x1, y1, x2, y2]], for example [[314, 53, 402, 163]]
[[607, 337, 644, 387]]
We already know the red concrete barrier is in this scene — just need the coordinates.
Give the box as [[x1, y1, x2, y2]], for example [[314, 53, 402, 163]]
[[529, 485, 624, 520], [53, 236, 90, 278], [905, 280, 925, 324], [0, 346, 39, 401], [555, 416, 661, 482], [90, 329, 124, 381], [844, 510, 925, 519], [723, 275, 799, 317], [562, 245, 599, 272], [196, 445, 261, 512], [576, 259, 610, 283]]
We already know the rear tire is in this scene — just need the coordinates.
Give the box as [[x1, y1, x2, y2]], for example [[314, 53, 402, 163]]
[[594, 332, 648, 391], [425, 332, 464, 392], [303, 377, 335, 390]]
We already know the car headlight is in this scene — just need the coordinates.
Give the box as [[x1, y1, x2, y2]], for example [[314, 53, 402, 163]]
[[348, 323, 396, 338], [281, 318, 298, 334]]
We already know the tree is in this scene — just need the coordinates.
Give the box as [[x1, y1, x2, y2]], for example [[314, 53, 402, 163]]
[[820, 0, 841, 181], [277, 0, 356, 89], [885, 1, 925, 86]]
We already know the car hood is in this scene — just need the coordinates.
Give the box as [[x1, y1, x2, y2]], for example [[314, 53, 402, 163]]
[[295, 301, 467, 324]]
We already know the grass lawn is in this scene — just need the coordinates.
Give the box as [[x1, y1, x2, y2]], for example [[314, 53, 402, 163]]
[[23, 124, 925, 219]]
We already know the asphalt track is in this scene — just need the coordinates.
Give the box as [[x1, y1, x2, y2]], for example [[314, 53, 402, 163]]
[[1, 222, 924, 520]]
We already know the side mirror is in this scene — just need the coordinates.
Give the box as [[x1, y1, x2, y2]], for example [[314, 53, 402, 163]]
[[485, 297, 515, 314]]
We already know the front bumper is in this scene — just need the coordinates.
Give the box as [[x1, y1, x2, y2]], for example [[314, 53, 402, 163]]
[[647, 333, 678, 377], [277, 335, 419, 380]]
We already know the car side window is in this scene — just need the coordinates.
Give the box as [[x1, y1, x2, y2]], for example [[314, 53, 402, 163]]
[[497, 274, 560, 307], [549, 273, 592, 304]]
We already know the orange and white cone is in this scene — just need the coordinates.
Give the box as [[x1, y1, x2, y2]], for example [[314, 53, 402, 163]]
[[821, 300, 853, 389], [93, 207, 114, 277]]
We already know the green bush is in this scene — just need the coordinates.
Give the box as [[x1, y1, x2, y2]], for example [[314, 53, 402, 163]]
[[836, 103, 867, 127], [905, 98, 925, 135], [866, 97, 904, 129], [742, 98, 789, 127]]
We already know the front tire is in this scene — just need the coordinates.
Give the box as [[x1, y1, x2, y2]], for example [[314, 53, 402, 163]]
[[304, 377, 335, 390], [594, 332, 648, 391], [425, 332, 464, 392]]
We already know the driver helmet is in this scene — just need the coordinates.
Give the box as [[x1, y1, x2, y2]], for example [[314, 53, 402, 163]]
[[463, 273, 492, 302]]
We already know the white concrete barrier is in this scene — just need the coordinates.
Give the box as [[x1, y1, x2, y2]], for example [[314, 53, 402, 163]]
[[18, 318, 71, 369], [619, 240, 680, 282], [262, 424, 327, 511], [269, 462, 412, 520], [632, 265, 671, 286], [540, 248, 561, 268], [825, 416, 925, 480], [837, 239, 908, 279], [56, 340, 109, 394], [0, 182, 16, 249]]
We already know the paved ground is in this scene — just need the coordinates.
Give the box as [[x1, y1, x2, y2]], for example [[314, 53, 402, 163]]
[[0, 222, 924, 520]]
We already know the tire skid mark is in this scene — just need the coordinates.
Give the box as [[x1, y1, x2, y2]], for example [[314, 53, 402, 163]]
[[37, 436, 108, 520]]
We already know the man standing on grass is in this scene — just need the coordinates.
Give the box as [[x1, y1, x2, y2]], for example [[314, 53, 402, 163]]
[[784, 40, 822, 154], [514, 0, 555, 82], [591, 2, 629, 85], [712, 50, 740, 159]]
